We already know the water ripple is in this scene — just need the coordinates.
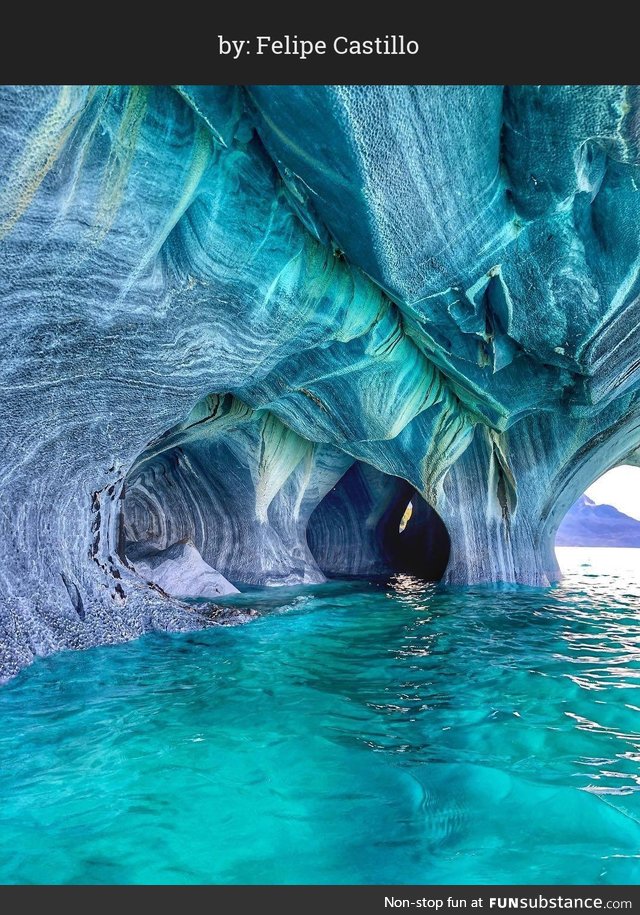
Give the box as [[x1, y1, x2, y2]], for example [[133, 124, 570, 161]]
[[0, 548, 638, 883]]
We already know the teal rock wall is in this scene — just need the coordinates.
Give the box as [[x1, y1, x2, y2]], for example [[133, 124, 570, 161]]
[[1, 85, 639, 679]]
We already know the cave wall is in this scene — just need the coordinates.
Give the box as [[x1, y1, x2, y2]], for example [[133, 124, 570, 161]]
[[124, 393, 354, 586], [1, 84, 640, 679]]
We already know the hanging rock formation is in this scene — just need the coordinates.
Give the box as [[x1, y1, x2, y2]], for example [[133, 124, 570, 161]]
[[1, 84, 639, 680]]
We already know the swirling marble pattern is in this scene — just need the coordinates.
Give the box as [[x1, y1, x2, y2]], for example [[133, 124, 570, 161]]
[[1, 84, 639, 679]]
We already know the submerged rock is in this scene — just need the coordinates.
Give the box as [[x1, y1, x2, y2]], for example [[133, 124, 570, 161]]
[[0, 84, 639, 679], [128, 541, 239, 599]]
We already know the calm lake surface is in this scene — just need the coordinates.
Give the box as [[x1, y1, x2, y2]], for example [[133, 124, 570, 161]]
[[0, 547, 638, 884]]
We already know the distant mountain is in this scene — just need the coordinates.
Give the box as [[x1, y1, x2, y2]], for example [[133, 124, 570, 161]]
[[556, 495, 640, 547]]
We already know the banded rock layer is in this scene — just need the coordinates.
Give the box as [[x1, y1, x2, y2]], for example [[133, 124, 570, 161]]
[[0, 85, 639, 679]]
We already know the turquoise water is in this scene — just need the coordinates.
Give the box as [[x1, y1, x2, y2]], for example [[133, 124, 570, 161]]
[[0, 547, 639, 885]]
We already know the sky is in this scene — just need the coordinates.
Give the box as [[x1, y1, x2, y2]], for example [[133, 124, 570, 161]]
[[585, 465, 640, 520]]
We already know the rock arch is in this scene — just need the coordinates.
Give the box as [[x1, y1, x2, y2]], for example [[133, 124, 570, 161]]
[[2, 85, 640, 678], [307, 462, 450, 581], [122, 394, 451, 594]]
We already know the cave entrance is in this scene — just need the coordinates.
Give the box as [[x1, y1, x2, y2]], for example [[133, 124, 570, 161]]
[[120, 394, 451, 596], [306, 461, 450, 582], [554, 464, 640, 571]]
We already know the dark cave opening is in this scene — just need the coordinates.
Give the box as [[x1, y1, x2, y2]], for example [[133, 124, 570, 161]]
[[122, 447, 451, 594], [119, 396, 451, 596], [306, 462, 450, 582]]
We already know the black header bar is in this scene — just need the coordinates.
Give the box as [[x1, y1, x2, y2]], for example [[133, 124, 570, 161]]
[[0, 9, 634, 85]]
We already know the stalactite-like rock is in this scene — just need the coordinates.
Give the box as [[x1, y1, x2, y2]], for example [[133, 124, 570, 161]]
[[124, 393, 354, 586], [1, 84, 640, 679]]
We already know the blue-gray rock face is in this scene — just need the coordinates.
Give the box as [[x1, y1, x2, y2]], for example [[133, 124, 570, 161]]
[[1, 85, 639, 680], [128, 540, 239, 599]]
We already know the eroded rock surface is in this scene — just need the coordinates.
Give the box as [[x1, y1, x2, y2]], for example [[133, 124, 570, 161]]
[[1, 85, 639, 679], [128, 541, 239, 599]]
